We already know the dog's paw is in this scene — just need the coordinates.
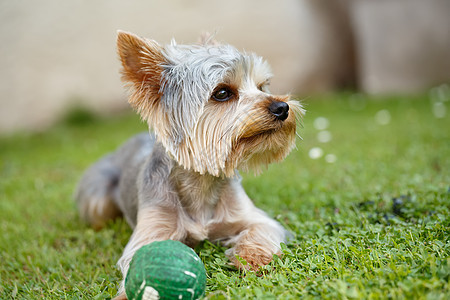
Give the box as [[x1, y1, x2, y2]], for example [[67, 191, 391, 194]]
[[113, 292, 127, 300], [227, 245, 276, 272]]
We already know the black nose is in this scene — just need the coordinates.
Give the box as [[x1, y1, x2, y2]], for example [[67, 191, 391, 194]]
[[269, 101, 289, 121]]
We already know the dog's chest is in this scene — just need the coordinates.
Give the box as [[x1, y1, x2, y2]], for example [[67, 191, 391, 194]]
[[171, 167, 227, 225]]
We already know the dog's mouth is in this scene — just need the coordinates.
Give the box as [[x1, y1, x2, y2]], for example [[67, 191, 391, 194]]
[[239, 127, 280, 141], [237, 113, 292, 141], [220, 100, 303, 176], [233, 117, 296, 155]]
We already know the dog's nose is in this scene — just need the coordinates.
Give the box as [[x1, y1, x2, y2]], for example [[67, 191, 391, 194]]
[[269, 101, 289, 121]]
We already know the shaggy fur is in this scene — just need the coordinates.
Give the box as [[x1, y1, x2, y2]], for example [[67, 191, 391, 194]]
[[75, 30, 304, 299]]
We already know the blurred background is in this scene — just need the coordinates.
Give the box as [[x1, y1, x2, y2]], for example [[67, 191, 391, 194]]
[[0, 0, 449, 134]]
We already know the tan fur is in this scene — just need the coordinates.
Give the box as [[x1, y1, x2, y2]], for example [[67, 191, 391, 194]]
[[78, 195, 122, 230], [113, 292, 127, 300], [117, 206, 187, 293], [117, 31, 174, 144], [208, 181, 286, 271], [90, 198, 122, 231], [224, 97, 300, 175], [117, 31, 304, 177], [77, 31, 305, 299]]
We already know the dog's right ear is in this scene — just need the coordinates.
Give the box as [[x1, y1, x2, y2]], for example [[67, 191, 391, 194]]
[[117, 30, 166, 117]]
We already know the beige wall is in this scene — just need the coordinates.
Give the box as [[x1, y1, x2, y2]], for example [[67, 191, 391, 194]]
[[351, 0, 450, 93], [0, 0, 311, 133], [1, 0, 449, 133]]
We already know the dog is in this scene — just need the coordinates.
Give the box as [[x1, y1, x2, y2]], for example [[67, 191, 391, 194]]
[[75, 30, 304, 298]]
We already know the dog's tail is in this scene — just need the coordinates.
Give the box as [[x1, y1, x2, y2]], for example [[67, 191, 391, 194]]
[[74, 154, 122, 230]]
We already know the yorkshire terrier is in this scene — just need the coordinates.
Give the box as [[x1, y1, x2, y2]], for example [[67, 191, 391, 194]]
[[75, 30, 304, 298]]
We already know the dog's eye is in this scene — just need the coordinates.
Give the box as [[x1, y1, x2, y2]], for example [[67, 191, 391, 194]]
[[212, 88, 233, 102]]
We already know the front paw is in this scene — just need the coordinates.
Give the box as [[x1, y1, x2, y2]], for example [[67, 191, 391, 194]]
[[226, 245, 278, 271], [113, 292, 127, 300]]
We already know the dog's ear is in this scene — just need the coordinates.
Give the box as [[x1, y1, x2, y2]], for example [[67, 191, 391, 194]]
[[117, 31, 179, 155], [117, 30, 166, 116]]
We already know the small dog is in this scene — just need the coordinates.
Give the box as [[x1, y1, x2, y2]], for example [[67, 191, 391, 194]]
[[75, 30, 304, 298]]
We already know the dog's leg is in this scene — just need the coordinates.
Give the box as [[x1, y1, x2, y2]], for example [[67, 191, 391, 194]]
[[114, 143, 189, 299], [209, 181, 287, 271], [223, 220, 286, 271], [115, 205, 186, 298]]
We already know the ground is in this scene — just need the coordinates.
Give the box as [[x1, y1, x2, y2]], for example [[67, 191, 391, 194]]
[[0, 92, 448, 299]]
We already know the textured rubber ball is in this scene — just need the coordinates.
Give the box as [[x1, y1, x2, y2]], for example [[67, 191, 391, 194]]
[[125, 240, 207, 300]]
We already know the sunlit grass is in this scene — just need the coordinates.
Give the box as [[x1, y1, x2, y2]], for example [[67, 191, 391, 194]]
[[1, 93, 448, 299]]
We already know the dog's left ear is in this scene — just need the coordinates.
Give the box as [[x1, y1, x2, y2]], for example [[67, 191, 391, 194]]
[[117, 31, 189, 158], [117, 30, 166, 117]]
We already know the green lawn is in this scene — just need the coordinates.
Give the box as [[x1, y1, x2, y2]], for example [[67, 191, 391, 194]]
[[1, 93, 449, 299]]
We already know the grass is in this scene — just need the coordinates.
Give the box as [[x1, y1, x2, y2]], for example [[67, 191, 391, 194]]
[[0, 93, 449, 299]]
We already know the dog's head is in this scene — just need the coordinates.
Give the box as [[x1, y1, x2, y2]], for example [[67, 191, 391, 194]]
[[117, 31, 304, 176]]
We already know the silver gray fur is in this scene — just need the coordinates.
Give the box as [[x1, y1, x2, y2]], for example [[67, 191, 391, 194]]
[[75, 31, 300, 298]]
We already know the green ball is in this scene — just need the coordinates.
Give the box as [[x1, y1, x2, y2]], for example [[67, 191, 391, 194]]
[[125, 240, 206, 300]]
